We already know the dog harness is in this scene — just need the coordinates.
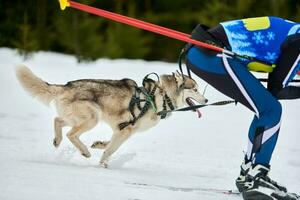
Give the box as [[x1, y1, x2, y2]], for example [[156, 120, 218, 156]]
[[118, 75, 175, 130]]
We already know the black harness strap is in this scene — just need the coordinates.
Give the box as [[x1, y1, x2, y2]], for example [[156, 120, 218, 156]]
[[119, 84, 157, 130], [178, 48, 192, 79], [118, 73, 176, 130], [127, 87, 145, 120], [160, 93, 175, 119]]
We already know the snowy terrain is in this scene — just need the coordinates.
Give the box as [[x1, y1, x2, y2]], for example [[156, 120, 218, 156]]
[[0, 48, 299, 200]]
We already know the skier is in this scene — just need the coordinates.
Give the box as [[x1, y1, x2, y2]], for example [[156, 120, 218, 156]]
[[185, 16, 300, 200]]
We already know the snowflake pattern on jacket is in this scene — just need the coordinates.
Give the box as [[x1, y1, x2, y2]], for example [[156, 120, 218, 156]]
[[221, 17, 300, 64]]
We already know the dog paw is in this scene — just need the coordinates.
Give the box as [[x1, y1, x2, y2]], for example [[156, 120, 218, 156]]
[[100, 161, 108, 168], [91, 141, 109, 149], [53, 138, 61, 148], [81, 151, 91, 158]]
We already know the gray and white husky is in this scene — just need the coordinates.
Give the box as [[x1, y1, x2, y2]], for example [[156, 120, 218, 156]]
[[16, 65, 207, 167]]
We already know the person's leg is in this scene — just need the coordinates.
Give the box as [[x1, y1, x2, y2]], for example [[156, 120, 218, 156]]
[[186, 47, 288, 198], [187, 47, 282, 165], [268, 33, 300, 99], [246, 104, 282, 165]]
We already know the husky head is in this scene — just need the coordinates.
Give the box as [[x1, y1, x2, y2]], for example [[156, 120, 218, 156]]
[[160, 71, 208, 115]]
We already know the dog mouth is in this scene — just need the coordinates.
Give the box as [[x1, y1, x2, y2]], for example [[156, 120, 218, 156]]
[[186, 97, 202, 118]]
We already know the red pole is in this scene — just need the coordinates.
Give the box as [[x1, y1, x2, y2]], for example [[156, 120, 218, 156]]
[[68, 1, 224, 53]]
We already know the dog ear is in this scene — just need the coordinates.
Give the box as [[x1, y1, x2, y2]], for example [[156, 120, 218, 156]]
[[173, 71, 184, 90]]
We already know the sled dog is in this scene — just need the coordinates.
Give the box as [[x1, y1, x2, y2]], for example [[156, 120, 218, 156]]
[[16, 65, 207, 167]]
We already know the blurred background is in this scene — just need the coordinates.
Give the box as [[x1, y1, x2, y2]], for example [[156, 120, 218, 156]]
[[1, 0, 300, 62]]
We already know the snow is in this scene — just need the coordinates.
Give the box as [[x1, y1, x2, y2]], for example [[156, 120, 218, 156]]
[[0, 48, 299, 200]]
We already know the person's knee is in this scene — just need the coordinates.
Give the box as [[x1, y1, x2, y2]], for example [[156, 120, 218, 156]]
[[260, 98, 282, 125], [269, 100, 282, 123]]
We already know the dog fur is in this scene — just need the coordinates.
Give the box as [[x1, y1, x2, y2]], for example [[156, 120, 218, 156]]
[[15, 65, 207, 167]]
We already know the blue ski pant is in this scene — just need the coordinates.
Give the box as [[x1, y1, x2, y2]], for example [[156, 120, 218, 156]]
[[186, 47, 282, 165]]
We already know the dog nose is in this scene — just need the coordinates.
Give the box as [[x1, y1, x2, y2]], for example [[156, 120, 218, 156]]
[[205, 99, 208, 103]]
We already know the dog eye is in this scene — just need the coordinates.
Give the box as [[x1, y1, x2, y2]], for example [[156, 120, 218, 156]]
[[193, 88, 198, 92]]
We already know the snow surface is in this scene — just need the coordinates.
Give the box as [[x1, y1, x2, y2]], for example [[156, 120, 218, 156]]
[[0, 48, 299, 200]]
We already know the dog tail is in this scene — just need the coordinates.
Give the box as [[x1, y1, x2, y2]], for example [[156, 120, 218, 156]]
[[15, 65, 63, 105]]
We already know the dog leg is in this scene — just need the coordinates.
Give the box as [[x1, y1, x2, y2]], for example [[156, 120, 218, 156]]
[[53, 117, 66, 148], [91, 141, 110, 149], [66, 121, 97, 158], [100, 129, 133, 168]]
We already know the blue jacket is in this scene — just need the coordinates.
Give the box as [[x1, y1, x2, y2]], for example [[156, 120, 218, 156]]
[[221, 16, 300, 64]]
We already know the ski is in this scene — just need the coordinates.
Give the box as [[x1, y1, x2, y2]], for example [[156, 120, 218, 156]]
[[125, 182, 241, 195]]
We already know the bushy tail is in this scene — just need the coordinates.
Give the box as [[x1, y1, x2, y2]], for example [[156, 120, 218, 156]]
[[15, 65, 63, 105]]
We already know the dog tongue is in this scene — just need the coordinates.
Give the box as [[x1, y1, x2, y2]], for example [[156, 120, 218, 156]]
[[196, 108, 202, 118], [195, 106, 202, 118], [186, 97, 202, 118]]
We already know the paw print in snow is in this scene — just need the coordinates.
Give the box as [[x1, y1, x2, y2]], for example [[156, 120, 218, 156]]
[[252, 32, 265, 44]]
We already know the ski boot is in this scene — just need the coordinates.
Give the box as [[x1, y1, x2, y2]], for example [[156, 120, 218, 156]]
[[242, 164, 299, 200], [236, 160, 251, 192]]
